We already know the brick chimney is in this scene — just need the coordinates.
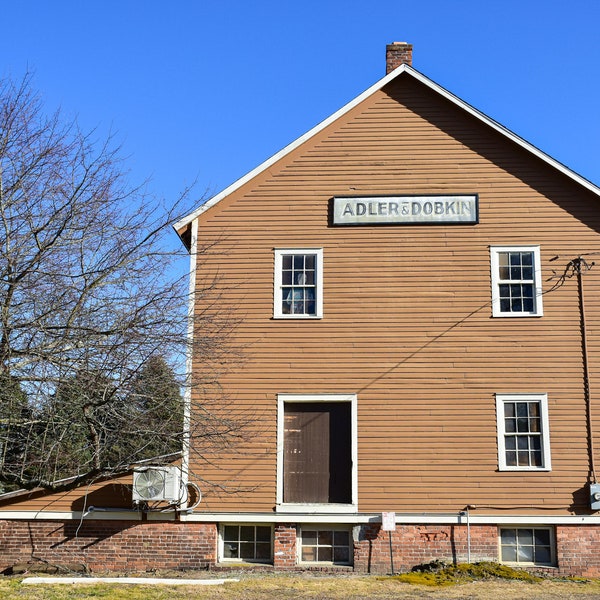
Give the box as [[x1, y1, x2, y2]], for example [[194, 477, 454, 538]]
[[386, 42, 413, 73]]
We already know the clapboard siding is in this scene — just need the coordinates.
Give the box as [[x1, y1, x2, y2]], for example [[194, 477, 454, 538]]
[[0, 473, 134, 512], [187, 73, 600, 516]]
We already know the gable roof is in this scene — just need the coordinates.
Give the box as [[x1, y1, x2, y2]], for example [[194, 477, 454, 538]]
[[174, 63, 600, 240]]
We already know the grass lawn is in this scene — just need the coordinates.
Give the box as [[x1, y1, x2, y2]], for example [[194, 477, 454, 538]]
[[3, 572, 600, 600]]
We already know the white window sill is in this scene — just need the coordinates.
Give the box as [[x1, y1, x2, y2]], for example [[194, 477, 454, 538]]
[[501, 561, 556, 568], [492, 313, 543, 318], [498, 467, 551, 472], [273, 315, 323, 320], [276, 503, 357, 514], [218, 560, 272, 566]]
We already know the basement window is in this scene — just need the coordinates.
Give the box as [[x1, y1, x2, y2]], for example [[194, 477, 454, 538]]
[[499, 527, 555, 566], [299, 527, 352, 565], [220, 524, 272, 563]]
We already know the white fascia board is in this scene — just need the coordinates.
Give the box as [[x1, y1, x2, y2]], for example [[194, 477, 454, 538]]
[[174, 63, 600, 237], [0, 510, 143, 520], [179, 511, 600, 526], [4, 509, 600, 526]]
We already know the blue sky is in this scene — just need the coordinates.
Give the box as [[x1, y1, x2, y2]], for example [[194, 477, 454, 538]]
[[1, 1, 599, 222]]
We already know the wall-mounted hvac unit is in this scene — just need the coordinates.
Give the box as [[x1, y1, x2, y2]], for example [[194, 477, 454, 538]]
[[132, 466, 181, 503]]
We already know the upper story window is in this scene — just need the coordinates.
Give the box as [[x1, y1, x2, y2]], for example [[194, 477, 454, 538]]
[[274, 249, 323, 319], [496, 393, 551, 471], [490, 246, 543, 317]]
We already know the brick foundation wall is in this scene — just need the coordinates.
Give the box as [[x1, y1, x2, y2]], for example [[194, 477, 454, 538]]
[[4, 518, 600, 576], [353, 523, 497, 574], [556, 524, 600, 578], [0, 519, 217, 573], [273, 523, 297, 569], [353, 523, 600, 577]]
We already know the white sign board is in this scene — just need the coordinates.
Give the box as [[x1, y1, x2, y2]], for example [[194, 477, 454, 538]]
[[333, 195, 478, 225], [381, 512, 396, 532]]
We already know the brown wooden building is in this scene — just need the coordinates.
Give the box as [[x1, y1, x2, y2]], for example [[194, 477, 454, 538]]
[[2, 42, 600, 575]]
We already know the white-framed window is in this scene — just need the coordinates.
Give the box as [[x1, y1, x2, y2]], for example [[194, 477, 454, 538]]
[[496, 393, 551, 471], [499, 526, 555, 566], [219, 524, 273, 563], [276, 394, 357, 513], [274, 248, 323, 318], [299, 525, 353, 565], [490, 246, 543, 317]]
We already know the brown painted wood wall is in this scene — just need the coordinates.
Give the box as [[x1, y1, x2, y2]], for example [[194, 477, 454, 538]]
[[0, 474, 134, 512], [187, 74, 600, 517]]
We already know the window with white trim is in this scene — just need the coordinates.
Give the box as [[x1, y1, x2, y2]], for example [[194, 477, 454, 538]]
[[274, 249, 323, 318], [490, 246, 543, 317], [276, 394, 357, 512], [220, 524, 272, 563], [496, 393, 551, 471], [499, 527, 555, 566], [299, 526, 353, 565]]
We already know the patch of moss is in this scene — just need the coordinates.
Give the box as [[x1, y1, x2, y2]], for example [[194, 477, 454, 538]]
[[385, 561, 543, 587], [387, 571, 456, 587], [452, 561, 542, 582]]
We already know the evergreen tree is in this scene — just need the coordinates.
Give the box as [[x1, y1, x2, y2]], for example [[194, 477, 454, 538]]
[[124, 355, 184, 460], [34, 370, 117, 482], [0, 372, 30, 492]]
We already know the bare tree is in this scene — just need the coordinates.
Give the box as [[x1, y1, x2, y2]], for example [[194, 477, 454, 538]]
[[0, 74, 238, 492]]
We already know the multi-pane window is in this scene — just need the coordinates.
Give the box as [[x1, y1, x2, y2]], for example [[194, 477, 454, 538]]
[[221, 525, 272, 562], [500, 527, 554, 566], [274, 249, 323, 318], [300, 528, 352, 564], [496, 394, 551, 471], [490, 246, 542, 317]]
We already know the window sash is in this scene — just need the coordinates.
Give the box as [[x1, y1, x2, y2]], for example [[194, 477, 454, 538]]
[[221, 524, 272, 562], [274, 249, 323, 318], [490, 246, 542, 317], [503, 401, 542, 467], [500, 527, 554, 566], [300, 527, 352, 565], [496, 394, 551, 471]]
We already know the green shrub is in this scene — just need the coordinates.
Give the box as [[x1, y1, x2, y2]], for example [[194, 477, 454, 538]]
[[387, 561, 543, 586]]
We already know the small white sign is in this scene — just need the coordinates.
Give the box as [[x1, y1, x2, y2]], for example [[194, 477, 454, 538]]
[[382, 512, 396, 531], [333, 195, 478, 225]]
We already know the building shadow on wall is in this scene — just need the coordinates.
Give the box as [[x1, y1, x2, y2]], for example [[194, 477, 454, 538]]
[[70, 483, 133, 512]]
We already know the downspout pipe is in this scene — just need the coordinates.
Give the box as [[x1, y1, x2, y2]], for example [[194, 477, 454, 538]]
[[576, 257, 597, 484]]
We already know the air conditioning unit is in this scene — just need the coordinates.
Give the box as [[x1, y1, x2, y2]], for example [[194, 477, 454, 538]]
[[132, 466, 181, 503]]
